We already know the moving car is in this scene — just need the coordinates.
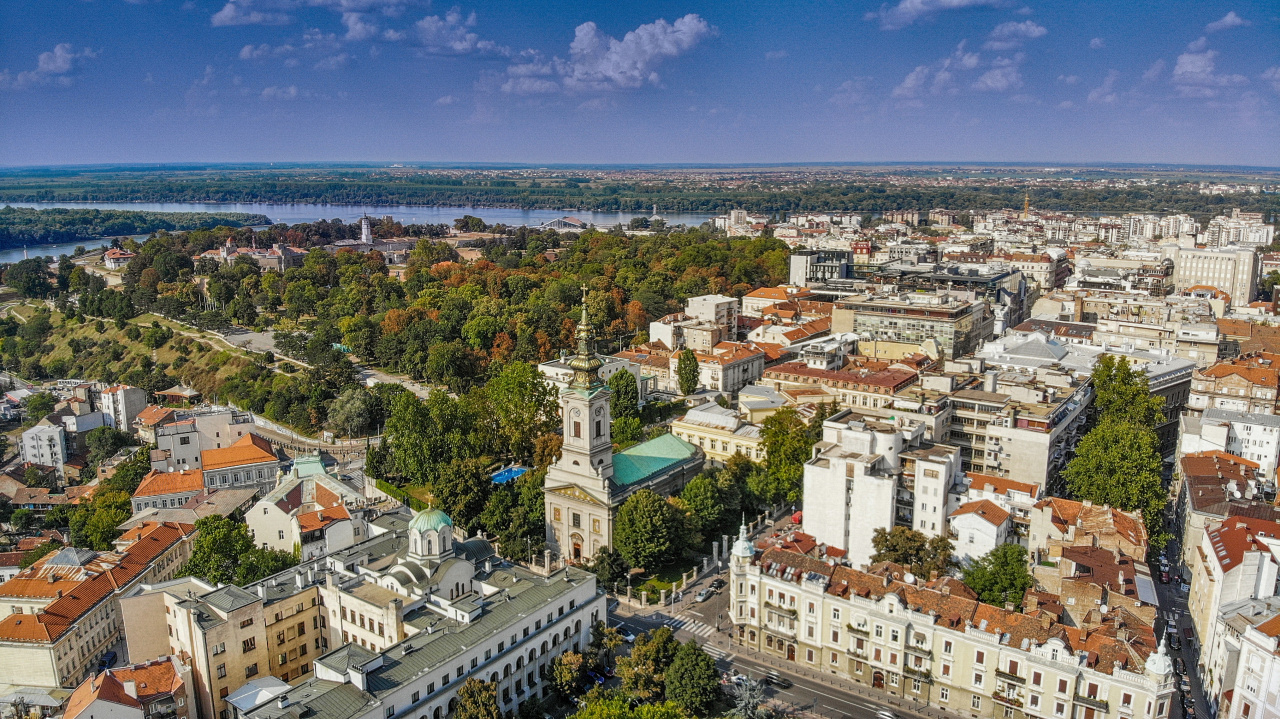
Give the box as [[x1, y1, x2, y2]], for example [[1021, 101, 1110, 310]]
[[696, 588, 714, 603], [1175, 658, 1186, 675], [876, 711, 899, 719], [764, 671, 792, 689], [611, 623, 636, 643], [710, 578, 726, 590]]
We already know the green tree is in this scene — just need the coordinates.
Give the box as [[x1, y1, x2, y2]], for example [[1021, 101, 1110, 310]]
[[871, 526, 957, 579], [434, 458, 491, 533], [178, 515, 298, 585], [588, 545, 631, 588], [612, 416, 642, 447], [10, 508, 36, 533], [665, 640, 720, 716], [24, 392, 55, 420], [608, 370, 640, 420], [551, 651, 585, 697], [726, 677, 773, 719], [679, 473, 724, 537], [454, 678, 502, 719], [570, 696, 689, 719], [614, 490, 684, 571], [759, 406, 810, 504], [486, 362, 558, 462], [327, 386, 377, 437], [616, 626, 680, 701], [588, 621, 626, 671], [1062, 416, 1169, 548], [3, 258, 53, 298], [676, 349, 699, 396], [961, 543, 1035, 609], [1091, 355, 1165, 427]]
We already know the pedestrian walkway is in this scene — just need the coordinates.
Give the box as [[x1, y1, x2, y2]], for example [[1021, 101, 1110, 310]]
[[666, 617, 716, 638]]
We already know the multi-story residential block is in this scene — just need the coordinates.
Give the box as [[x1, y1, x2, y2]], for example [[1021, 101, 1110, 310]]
[[1180, 409, 1280, 481], [1175, 450, 1280, 577], [948, 499, 1013, 566], [131, 468, 205, 514], [670, 401, 765, 464], [64, 656, 194, 719], [747, 316, 833, 347], [728, 528, 1178, 719], [0, 522, 195, 689], [1219, 608, 1280, 719], [1204, 596, 1280, 719], [200, 433, 280, 495], [1188, 517, 1280, 706], [246, 466, 368, 560], [685, 293, 740, 331], [741, 285, 816, 318], [131, 405, 176, 444], [1205, 209, 1275, 248], [802, 408, 964, 565], [761, 363, 920, 408], [832, 292, 993, 360], [99, 385, 149, 433], [20, 424, 67, 477], [962, 473, 1041, 543], [648, 311, 728, 352], [1188, 353, 1280, 416], [1165, 244, 1258, 307]]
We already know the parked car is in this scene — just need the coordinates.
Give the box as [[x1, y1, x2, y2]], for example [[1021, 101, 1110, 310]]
[[587, 671, 606, 685], [1175, 658, 1187, 675], [696, 588, 714, 603], [97, 651, 117, 670], [1160, 571, 1170, 584], [710, 578, 726, 590], [1170, 636, 1182, 651], [876, 711, 899, 719]]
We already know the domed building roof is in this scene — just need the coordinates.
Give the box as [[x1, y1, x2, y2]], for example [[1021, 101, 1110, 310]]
[[1144, 636, 1173, 677], [409, 508, 453, 534]]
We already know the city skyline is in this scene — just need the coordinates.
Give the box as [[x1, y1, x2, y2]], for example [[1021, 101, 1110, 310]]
[[1, 0, 1279, 167]]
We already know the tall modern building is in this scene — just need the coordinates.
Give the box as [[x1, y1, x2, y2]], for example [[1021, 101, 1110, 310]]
[[543, 289, 702, 564]]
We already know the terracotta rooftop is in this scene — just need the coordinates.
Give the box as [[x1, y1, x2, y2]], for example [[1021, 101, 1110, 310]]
[[134, 405, 177, 428], [1033, 497, 1148, 549], [297, 505, 351, 533], [1204, 517, 1280, 572], [950, 499, 1011, 527], [110, 657, 185, 704], [966, 472, 1040, 498], [134, 469, 205, 498], [65, 673, 141, 719], [200, 433, 277, 471]]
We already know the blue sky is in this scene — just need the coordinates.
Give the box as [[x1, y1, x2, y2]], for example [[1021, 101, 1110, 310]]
[[2, 0, 1278, 167]]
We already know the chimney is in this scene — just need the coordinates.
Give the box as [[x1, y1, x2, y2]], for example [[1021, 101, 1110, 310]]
[[122, 680, 138, 698], [257, 584, 267, 598], [295, 571, 305, 589], [1005, 602, 1015, 612]]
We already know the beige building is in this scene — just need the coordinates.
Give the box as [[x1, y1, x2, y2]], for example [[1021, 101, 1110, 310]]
[[0, 522, 195, 690], [670, 402, 765, 464], [246, 464, 368, 560], [729, 527, 1178, 719]]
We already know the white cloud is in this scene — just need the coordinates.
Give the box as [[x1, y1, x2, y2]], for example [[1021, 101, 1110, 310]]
[[342, 12, 378, 41], [892, 65, 931, 99], [891, 41, 979, 100], [1205, 11, 1249, 33], [1173, 48, 1247, 97], [765, 50, 788, 60], [1058, 74, 1079, 85], [1187, 36, 1207, 52], [1089, 37, 1105, 49], [501, 13, 715, 94], [1264, 67, 1280, 93], [972, 53, 1024, 92], [415, 7, 505, 54], [867, 0, 1002, 31], [314, 53, 350, 70], [211, 1, 290, 26], [435, 94, 457, 105], [983, 20, 1046, 50], [0, 43, 97, 91], [261, 85, 299, 100], [1087, 69, 1119, 103], [829, 78, 869, 106], [1142, 59, 1166, 81], [238, 43, 294, 59], [1057, 100, 1074, 109], [383, 28, 405, 41]]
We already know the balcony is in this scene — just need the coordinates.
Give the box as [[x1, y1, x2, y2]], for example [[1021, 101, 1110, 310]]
[[995, 668, 1025, 685], [906, 645, 933, 660], [847, 624, 871, 637], [1074, 695, 1110, 712], [992, 693, 1024, 709], [848, 647, 868, 660], [903, 665, 932, 683]]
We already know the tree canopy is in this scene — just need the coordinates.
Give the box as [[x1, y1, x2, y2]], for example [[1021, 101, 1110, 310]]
[[665, 640, 720, 716], [614, 490, 686, 571], [961, 543, 1035, 609], [177, 515, 298, 585], [870, 526, 957, 579]]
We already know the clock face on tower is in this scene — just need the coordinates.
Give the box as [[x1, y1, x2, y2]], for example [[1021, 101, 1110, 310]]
[[570, 408, 581, 417], [594, 407, 603, 417]]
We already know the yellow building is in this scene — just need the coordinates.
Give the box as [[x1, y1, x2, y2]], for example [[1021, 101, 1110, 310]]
[[671, 402, 765, 465]]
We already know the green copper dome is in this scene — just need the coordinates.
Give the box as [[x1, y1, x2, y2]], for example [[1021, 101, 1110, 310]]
[[409, 508, 453, 533]]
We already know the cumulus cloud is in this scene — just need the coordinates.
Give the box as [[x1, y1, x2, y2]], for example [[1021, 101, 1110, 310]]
[[1089, 37, 1105, 49], [866, 0, 1002, 31], [891, 41, 979, 100], [1264, 67, 1280, 94], [500, 13, 714, 94], [435, 94, 457, 105], [383, 28, 405, 41], [238, 43, 294, 59], [1173, 47, 1247, 97], [1205, 11, 1249, 33], [415, 7, 505, 54], [1187, 36, 1207, 52], [972, 53, 1024, 92], [829, 78, 870, 106], [342, 12, 378, 40], [211, 1, 290, 26], [1142, 59, 1166, 81], [261, 84, 299, 100], [1087, 69, 1119, 103], [983, 20, 1046, 50], [1057, 100, 1075, 109], [0, 43, 97, 91], [1058, 74, 1079, 85], [314, 53, 350, 70], [765, 50, 788, 60]]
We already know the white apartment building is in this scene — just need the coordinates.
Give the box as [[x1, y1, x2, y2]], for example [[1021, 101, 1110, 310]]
[[1221, 609, 1280, 719], [1164, 244, 1259, 307], [948, 499, 1013, 566], [802, 409, 964, 567], [728, 528, 1179, 719], [685, 293, 740, 331], [1180, 409, 1280, 481], [1206, 597, 1280, 719], [247, 467, 368, 560], [99, 385, 148, 433], [21, 424, 67, 475], [670, 401, 765, 464], [1206, 210, 1274, 248]]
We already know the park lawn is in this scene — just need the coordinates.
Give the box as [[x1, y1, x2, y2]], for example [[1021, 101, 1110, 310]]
[[404, 486, 436, 506]]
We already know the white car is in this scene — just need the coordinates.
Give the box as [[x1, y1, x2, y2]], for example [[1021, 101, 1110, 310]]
[[611, 623, 636, 643]]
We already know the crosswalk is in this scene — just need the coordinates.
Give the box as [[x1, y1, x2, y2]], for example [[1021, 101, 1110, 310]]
[[702, 644, 732, 661], [666, 617, 716, 638]]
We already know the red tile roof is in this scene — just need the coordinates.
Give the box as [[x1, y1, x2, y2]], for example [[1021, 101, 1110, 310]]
[[966, 472, 1040, 497], [134, 469, 205, 498], [950, 499, 1011, 527], [1205, 517, 1280, 572], [297, 505, 351, 533], [65, 673, 141, 719], [200, 433, 277, 471]]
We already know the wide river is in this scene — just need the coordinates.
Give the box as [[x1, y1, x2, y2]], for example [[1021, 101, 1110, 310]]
[[3, 201, 718, 264]]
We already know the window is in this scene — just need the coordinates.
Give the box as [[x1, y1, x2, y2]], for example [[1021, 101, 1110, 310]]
[[180, 436, 191, 445], [1055, 702, 1065, 717], [553, 508, 561, 522], [940, 688, 949, 702], [890, 629, 899, 643], [216, 664, 226, 679], [1032, 670, 1042, 687], [830, 652, 838, 665], [832, 608, 840, 621], [975, 650, 985, 665], [595, 419, 602, 437], [572, 513, 581, 529], [806, 649, 814, 663], [912, 679, 921, 693], [572, 421, 581, 438], [889, 673, 899, 687], [875, 625, 883, 638], [1058, 679, 1068, 694], [385, 707, 394, 718], [240, 618, 254, 628], [1008, 660, 1019, 676], [242, 638, 256, 652], [279, 530, 285, 540], [943, 640, 952, 654], [219, 688, 229, 700], [941, 663, 951, 677], [1030, 695, 1040, 709], [973, 673, 984, 687], [831, 630, 839, 642], [1122, 693, 1133, 709], [972, 696, 982, 710], [245, 664, 258, 678]]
